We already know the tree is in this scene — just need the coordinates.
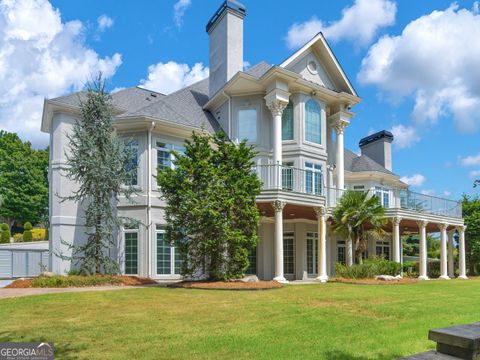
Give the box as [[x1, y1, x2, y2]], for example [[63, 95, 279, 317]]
[[462, 194, 480, 275], [0, 223, 10, 243], [331, 190, 387, 265], [157, 131, 261, 281], [23, 222, 33, 242], [0, 132, 48, 228], [60, 74, 135, 275]]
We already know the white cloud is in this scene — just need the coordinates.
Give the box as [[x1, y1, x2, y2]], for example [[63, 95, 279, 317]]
[[443, 191, 452, 197], [421, 189, 436, 196], [140, 61, 208, 94], [0, 0, 122, 148], [358, 4, 480, 133], [400, 174, 426, 187], [97, 14, 113, 32], [285, 0, 396, 49], [390, 124, 420, 149], [173, 0, 191, 28], [469, 170, 480, 178], [460, 153, 480, 166]]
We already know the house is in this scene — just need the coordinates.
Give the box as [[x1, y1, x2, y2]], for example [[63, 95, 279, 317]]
[[40, 0, 466, 282]]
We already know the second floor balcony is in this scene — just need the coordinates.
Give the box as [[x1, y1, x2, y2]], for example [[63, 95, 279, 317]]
[[255, 164, 462, 219]]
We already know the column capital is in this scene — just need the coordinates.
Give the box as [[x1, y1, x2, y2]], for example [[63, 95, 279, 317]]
[[332, 119, 349, 135], [265, 99, 289, 117], [438, 223, 448, 231], [392, 217, 402, 226], [314, 206, 327, 218], [416, 220, 428, 228], [456, 225, 467, 233], [272, 200, 286, 212]]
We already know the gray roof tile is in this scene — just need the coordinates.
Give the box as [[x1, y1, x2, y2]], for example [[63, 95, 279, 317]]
[[344, 148, 395, 175], [245, 61, 272, 78]]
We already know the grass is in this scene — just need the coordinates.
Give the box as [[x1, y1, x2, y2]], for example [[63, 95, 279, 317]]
[[31, 275, 123, 288], [1, 279, 480, 359]]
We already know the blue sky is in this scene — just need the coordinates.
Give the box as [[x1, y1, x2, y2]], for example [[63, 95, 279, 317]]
[[1, 0, 479, 199]]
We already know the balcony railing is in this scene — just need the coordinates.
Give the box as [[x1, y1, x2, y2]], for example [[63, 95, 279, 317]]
[[254, 164, 462, 219], [254, 164, 323, 196]]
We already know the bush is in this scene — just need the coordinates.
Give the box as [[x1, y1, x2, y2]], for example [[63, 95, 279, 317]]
[[13, 233, 23, 242], [335, 258, 402, 279], [403, 261, 417, 276], [31, 275, 123, 288], [23, 222, 33, 242], [0, 223, 10, 243], [31, 229, 46, 241]]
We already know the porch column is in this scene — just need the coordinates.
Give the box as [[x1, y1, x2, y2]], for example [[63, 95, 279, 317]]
[[265, 92, 289, 189], [392, 217, 402, 263], [333, 120, 348, 191], [272, 200, 287, 282], [457, 225, 468, 279], [447, 230, 455, 278], [439, 223, 449, 279], [314, 206, 328, 282], [417, 220, 429, 280]]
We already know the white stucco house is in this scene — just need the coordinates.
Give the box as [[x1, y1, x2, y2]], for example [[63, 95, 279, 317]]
[[41, 0, 466, 282]]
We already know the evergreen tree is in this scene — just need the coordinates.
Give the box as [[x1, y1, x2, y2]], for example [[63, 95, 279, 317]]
[[60, 74, 135, 275], [157, 131, 261, 280], [462, 194, 480, 274]]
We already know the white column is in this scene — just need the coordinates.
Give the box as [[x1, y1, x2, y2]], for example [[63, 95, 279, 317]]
[[266, 100, 288, 189], [457, 225, 468, 279], [439, 223, 449, 279], [392, 217, 402, 263], [272, 200, 287, 282], [448, 230, 455, 278], [333, 121, 348, 191], [314, 206, 328, 282], [417, 220, 429, 280]]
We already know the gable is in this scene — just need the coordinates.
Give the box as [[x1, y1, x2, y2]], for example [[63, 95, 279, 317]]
[[284, 49, 337, 91]]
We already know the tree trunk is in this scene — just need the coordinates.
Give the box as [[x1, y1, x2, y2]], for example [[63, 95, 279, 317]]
[[346, 237, 354, 267]]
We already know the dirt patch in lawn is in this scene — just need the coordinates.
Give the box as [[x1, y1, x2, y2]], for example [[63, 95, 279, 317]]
[[5, 275, 157, 288], [171, 280, 284, 290], [330, 277, 418, 285]]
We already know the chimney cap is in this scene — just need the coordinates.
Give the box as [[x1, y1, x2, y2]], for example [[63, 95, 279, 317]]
[[206, 0, 246, 33], [359, 130, 394, 148]]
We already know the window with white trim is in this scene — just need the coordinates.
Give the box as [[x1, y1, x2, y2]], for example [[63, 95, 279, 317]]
[[305, 99, 322, 144], [307, 232, 318, 275], [156, 225, 181, 276], [376, 240, 390, 260], [124, 224, 139, 275], [238, 108, 258, 142], [156, 141, 185, 184], [283, 232, 295, 275], [337, 240, 346, 264], [123, 139, 139, 186], [282, 101, 294, 140], [246, 247, 257, 275], [282, 162, 294, 191], [375, 186, 390, 208], [305, 162, 322, 195]]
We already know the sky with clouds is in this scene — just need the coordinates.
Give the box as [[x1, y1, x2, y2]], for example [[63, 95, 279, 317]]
[[0, 0, 479, 199]]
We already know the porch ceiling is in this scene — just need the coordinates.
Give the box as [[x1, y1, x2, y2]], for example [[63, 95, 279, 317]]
[[257, 203, 317, 221]]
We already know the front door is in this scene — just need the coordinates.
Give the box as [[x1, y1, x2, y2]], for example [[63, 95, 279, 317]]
[[307, 232, 318, 277]]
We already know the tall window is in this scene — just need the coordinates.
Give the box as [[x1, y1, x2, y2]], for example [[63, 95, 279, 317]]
[[156, 142, 185, 183], [124, 139, 139, 186], [156, 225, 181, 276], [238, 108, 257, 142], [376, 240, 390, 260], [307, 232, 318, 275], [282, 101, 294, 140], [283, 232, 295, 275], [282, 161, 294, 191], [124, 224, 139, 275], [337, 240, 346, 264], [375, 186, 390, 208], [246, 247, 257, 275], [305, 99, 321, 144], [305, 162, 322, 195]]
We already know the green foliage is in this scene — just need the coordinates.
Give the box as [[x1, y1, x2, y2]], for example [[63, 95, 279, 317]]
[[23, 222, 32, 230], [31, 275, 122, 288], [402, 261, 416, 274], [12, 233, 22, 242], [402, 234, 441, 258], [331, 190, 387, 265], [0, 223, 10, 243], [335, 258, 402, 279], [462, 194, 480, 274], [58, 74, 136, 275], [157, 131, 261, 281], [0, 131, 48, 227]]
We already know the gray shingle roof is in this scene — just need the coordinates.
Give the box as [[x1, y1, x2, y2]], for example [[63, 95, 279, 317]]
[[344, 148, 395, 175], [245, 61, 272, 78]]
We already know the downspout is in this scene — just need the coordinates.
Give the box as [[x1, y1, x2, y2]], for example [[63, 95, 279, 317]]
[[223, 91, 232, 138], [147, 121, 155, 278]]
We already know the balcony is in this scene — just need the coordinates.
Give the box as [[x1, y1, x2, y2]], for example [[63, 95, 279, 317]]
[[255, 164, 462, 219]]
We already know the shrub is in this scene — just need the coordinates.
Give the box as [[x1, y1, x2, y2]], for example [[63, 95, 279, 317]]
[[335, 258, 402, 279], [0, 223, 10, 243], [31, 275, 123, 288], [23, 222, 33, 242], [403, 261, 417, 276], [31, 229, 46, 241], [12, 233, 23, 242]]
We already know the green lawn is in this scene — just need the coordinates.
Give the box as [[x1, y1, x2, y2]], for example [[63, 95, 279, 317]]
[[1, 279, 480, 359]]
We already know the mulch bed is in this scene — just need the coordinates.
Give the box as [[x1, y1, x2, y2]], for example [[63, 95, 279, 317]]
[[5, 276, 157, 289], [170, 280, 284, 291], [330, 277, 419, 285]]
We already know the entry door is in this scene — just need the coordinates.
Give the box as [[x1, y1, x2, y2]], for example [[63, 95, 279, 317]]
[[283, 232, 295, 278], [307, 232, 318, 276]]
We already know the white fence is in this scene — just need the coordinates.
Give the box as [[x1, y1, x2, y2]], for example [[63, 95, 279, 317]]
[[0, 241, 49, 278]]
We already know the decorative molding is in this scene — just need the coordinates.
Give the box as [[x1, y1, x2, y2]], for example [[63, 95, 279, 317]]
[[438, 223, 448, 231], [332, 119, 349, 135], [456, 225, 467, 233], [314, 206, 327, 218], [266, 99, 289, 117], [272, 200, 286, 212], [416, 220, 428, 228], [392, 217, 402, 226]]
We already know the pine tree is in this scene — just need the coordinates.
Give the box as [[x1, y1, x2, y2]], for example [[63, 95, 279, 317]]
[[60, 74, 135, 275], [157, 131, 261, 280]]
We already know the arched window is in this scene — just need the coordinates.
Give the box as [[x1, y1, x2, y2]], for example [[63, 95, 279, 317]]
[[305, 99, 321, 144], [282, 101, 294, 140]]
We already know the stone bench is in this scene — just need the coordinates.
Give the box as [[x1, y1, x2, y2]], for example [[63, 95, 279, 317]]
[[402, 322, 480, 359]]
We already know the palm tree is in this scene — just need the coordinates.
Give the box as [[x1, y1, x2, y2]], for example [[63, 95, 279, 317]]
[[331, 190, 387, 265]]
